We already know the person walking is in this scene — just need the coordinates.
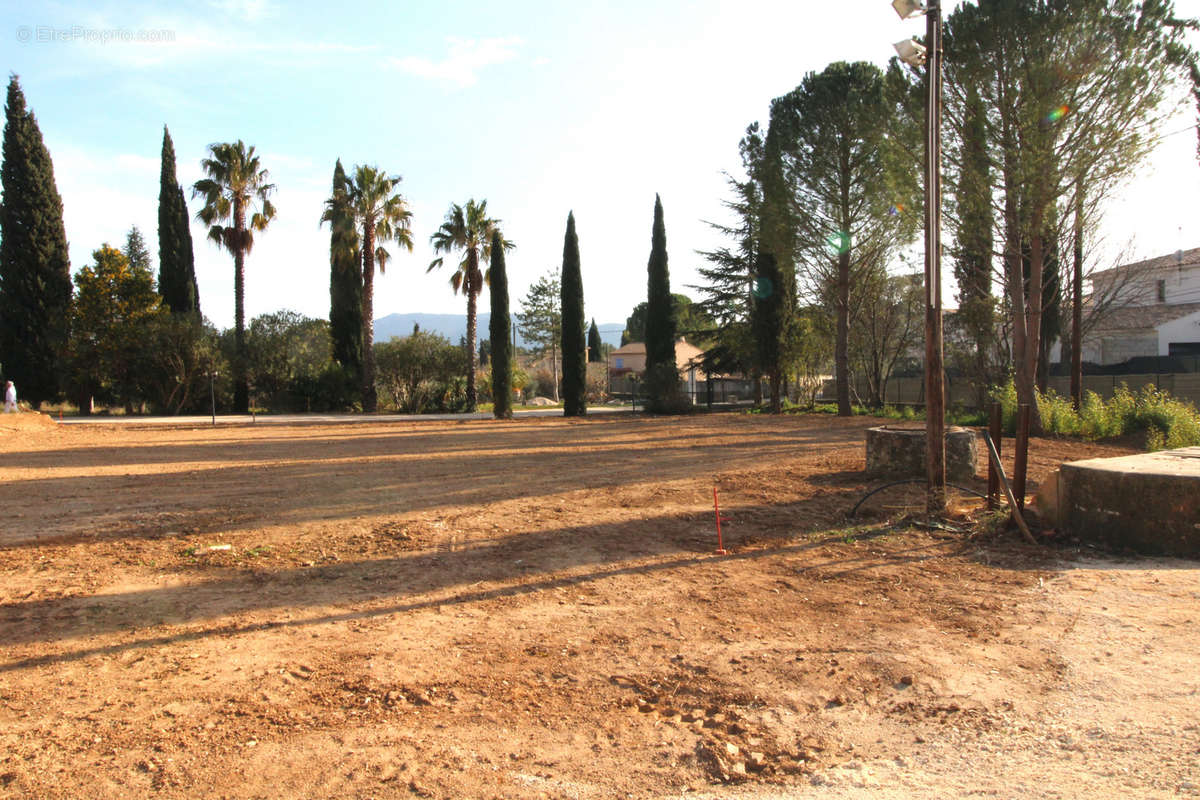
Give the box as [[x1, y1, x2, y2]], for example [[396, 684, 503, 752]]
[[4, 380, 16, 413]]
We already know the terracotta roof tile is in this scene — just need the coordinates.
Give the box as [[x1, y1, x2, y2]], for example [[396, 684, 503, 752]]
[[1090, 247, 1200, 280], [1088, 302, 1200, 332]]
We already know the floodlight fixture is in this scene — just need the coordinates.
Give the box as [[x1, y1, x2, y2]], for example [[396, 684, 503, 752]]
[[892, 0, 926, 19], [893, 38, 927, 66]]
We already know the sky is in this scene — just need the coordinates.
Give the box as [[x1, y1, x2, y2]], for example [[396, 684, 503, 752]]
[[4, 0, 1200, 332]]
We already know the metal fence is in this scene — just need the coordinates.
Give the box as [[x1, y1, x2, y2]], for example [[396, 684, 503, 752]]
[[609, 375, 760, 406], [822, 372, 1200, 409]]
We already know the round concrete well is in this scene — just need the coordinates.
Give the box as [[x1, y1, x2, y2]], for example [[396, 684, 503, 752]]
[[865, 426, 978, 482]]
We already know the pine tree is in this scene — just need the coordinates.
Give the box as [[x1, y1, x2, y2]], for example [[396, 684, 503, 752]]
[[693, 124, 764, 384], [644, 194, 679, 412], [783, 62, 898, 416], [70, 243, 164, 410], [587, 319, 603, 363], [1023, 212, 1061, 392], [560, 212, 586, 416], [488, 230, 513, 419], [157, 126, 199, 315], [516, 269, 561, 402], [0, 75, 72, 406], [326, 159, 363, 388], [124, 226, 153, 274], [944, 0, 1196, 430]]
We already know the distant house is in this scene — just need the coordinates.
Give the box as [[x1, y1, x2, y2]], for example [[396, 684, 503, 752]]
[[607, 338, 705, 377], [607, 341, 646, 376], [1050, 247, 1200, 364], [608, 338, 709, 400]]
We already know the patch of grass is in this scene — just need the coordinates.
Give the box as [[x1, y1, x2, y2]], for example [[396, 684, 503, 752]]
[[949, 408, 988, 426], [787, 402, 872, 416], [39, 401, 79, 417], [778, 402, 982, 427]]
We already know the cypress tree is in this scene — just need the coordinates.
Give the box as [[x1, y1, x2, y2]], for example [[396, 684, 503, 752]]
[[757, 111, 799, 410], [644, 194, 678, 412], [0, 75, 72, 406], [587, 319, 603, 363], [952, 84, 995, 410], [326, 159, 363, 386], [752, 250, 785, 400], [560, 212, 586, 416], [488, 229, 513, 419], [157, 126, 199, 315]]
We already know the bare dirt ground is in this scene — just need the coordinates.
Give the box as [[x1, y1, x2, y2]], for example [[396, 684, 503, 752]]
[[0, 412, 1196, 799]]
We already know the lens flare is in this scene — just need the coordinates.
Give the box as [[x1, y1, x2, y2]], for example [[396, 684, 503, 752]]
[[888, 203, 905, 216], [827, 231, 851, 254], [752, 276, 774, 300], [1046, 104, 1070, 123]]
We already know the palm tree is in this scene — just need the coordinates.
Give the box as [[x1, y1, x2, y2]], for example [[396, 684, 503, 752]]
[[428, 199, 513, 411], [323, 164, 413, 412], [192, 141, 276, 412]]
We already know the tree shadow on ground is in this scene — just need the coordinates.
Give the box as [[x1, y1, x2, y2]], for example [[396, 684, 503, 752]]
[[0, 490, 985, 673], [1, 416, 878, 548]]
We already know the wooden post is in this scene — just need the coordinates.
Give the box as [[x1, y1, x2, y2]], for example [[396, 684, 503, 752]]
[[1012, 404, 1031, 510], [987, 402, 1002, 510], [983, 432, 1037, 545]]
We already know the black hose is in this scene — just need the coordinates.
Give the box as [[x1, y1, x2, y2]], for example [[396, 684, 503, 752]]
[[848, 479, 987, 518]]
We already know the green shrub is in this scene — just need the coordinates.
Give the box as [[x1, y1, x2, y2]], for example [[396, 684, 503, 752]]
[[1037, 389, 1079, 437], [990, 380, 1200, 450], [1129, 386, 1200, 450], [1078, 390, 1117, 439]]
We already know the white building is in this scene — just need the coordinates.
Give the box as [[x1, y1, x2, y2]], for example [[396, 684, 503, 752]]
[[1052, 247, 1200, 364]]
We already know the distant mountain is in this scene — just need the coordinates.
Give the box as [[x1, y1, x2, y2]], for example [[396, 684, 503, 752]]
[[373, 313, 475, 344], [374, 312, 624, 349]]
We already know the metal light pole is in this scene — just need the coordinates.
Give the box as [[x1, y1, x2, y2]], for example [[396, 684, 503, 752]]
[[893, 0, 946, 515], [923, 0, 946, 515]]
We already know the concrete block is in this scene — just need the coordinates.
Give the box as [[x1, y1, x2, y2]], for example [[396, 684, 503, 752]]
[[1059, 447, 1200, 557], [865, 426, 979, 482]]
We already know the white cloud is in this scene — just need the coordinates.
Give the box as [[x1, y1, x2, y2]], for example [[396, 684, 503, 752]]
[[389, 36, 523, 88], [263, 152, 316, 172], [47, 145, 159, 271], [159, 29, 377, 60], [49, 14, 377, 70], [114, 153, 161, 175], [207, 0, 276, 22]]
